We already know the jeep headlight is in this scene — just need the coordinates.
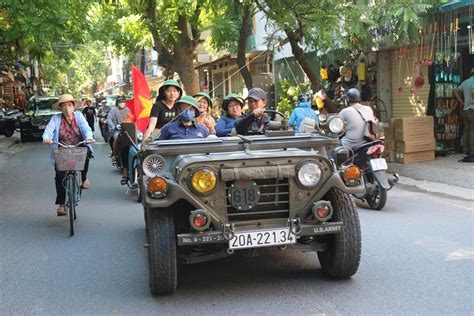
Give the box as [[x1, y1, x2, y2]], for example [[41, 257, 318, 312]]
[[327, 116, 345, 135], [191, 167, 217, 194], [297, 161, 322, 188]]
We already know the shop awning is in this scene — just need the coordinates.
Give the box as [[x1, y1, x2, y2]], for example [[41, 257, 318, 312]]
[[437, 0, 472, 11]]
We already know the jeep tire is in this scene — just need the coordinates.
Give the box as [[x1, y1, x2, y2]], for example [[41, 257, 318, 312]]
[[147, 208, 177, 295], [317, 188, 361, 278]]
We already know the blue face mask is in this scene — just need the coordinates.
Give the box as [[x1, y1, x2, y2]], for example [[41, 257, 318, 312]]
[[181, 109, 195, 122]]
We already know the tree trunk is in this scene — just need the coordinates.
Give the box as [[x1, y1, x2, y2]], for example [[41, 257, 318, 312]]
[[286, 30, 320, 91], [236, 2, 253, 90]]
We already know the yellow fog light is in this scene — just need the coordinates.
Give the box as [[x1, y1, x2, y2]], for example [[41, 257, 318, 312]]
[[343, 165, 361, 181], [191, 168, 217, 194]]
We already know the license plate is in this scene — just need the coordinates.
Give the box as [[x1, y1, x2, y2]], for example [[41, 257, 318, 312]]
[[38, 125, 46, 130], [229, 228, 296, 250], [370, 158, 388, 171]]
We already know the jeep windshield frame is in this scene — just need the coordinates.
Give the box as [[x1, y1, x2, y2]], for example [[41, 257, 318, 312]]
[[142, 134, 338, 156]]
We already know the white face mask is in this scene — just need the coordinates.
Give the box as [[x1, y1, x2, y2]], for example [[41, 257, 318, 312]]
[[118, 103, 126, 109]]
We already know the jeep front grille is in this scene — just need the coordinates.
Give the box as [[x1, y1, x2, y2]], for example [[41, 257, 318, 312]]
[[226, 178, 289, 221]]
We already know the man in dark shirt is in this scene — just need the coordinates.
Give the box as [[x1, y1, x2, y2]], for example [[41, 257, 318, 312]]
[[234, 88, 270, 135], [82, 100, 96, 131], [159, 96, 209, 140]]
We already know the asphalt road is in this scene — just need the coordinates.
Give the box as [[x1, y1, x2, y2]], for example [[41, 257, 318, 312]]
[[0, 132, 473, 315]]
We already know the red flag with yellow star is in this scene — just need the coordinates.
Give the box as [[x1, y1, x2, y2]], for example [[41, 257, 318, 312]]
[[131, 64, 152, 133]]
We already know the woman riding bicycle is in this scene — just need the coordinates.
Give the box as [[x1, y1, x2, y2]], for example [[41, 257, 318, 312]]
[[43, 94, 94, 216]]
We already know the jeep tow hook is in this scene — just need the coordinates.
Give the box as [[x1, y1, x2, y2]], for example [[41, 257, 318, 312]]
[[289, 217, 302, 235]]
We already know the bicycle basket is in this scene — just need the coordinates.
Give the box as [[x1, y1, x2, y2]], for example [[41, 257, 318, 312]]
[[54, 147, 88, 171]]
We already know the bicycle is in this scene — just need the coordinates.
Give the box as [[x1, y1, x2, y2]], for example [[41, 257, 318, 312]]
[[53, 140, 92, 236]]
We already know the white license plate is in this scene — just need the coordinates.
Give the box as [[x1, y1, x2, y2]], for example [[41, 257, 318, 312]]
[[38, 125, 46, 130], [229, 228, 296, 250], [370, 158, 388, 171]]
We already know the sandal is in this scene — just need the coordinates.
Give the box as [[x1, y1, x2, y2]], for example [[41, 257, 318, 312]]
[[120, 176, 128, 185], [57, 206, 67, 217], [81, 179, 90, 189]]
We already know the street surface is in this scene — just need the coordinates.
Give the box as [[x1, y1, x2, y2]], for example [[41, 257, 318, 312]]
[[1, 130, 473, 315]]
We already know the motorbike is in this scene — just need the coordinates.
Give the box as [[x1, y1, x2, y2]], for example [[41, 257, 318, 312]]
[[116, 122, 143, 202], [0, 109, 20, 137], [97, 105, 111, 142], [335, 140, 398, 210]]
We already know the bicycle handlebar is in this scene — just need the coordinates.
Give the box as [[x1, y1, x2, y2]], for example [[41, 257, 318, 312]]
[[53, 140, 95, 147]]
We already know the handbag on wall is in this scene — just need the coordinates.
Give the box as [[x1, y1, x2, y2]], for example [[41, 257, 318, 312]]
[[354, 107, 379, 142]]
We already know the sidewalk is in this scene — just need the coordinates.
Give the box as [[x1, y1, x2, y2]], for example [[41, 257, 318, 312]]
[[1, 134, 473, 201]]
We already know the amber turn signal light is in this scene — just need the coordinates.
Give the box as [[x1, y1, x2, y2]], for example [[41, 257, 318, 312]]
[[343, 165, 361, 181], [147, 176, 168, 192]]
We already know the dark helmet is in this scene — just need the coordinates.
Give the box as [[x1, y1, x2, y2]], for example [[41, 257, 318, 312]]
[[345, 88, 361, 103], [193, 91, 212, 108], [222, 93, 244, 112], [175, 95, 200, 117], [157, 79, 183, 101], [115, 95, 126, 105], [298, 92, 311, 102]]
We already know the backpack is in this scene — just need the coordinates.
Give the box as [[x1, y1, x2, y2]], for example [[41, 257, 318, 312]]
[[353, 107, 379, 141], [299, 109, 317, 133]]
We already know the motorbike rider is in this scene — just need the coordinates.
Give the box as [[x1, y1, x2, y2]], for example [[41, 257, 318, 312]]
[[234, 88, 270, 135], [215, 93, 244, 137], [107, 95, 130, 165], [158, 96, 209, 140], [82, 99, 97, 131], [289, 92, 318, 133], [42, 94, 94, 216], [339, 88, 377, 149], [143, 79, 183, 141], [194, 91, 216, 135]]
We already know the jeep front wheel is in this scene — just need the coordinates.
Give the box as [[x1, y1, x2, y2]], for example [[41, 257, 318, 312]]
[[147, 208, 177, 295], [317, 188, 361, 278]]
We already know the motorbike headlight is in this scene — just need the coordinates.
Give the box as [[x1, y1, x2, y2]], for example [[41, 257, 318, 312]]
[[297, 161, 322, 188], [142, 154, 165, 177], [327, 116, 345, 135], [191, 167, 217, 194]]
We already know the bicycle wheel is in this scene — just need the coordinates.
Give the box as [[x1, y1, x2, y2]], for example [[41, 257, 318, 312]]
[[66, 174, 76, 236]]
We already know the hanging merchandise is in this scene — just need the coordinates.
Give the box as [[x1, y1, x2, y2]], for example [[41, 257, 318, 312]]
[[320, 65, 328, 81], [414, 64, 425, 88], [358, 54, 366, 82]]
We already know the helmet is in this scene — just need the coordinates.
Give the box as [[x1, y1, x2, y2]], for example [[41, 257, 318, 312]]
[[193, 91, 212, 108], [221, 93, 244, 112], [115, 95, 126, 105], [298, 92, 311, 102], [345, 88, 361, 103], [158, 79, 183, 100], [175, 95, 200, 117]]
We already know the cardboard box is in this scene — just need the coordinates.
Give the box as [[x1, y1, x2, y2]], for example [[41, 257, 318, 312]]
[[385, 139, 396, 151], [385, 150, 396, 162], [382, 118, 396, 129], [393, 116, 434, 141], [395, 139, 436, 153], [395, 150, 435, 164], [384, 127, 394, 140]]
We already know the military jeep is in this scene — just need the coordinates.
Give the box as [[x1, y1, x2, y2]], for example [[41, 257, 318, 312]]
[[138, 129, 364, 295]]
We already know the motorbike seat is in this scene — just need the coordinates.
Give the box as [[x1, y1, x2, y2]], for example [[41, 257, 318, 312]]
[[352, 140, 383, 154]]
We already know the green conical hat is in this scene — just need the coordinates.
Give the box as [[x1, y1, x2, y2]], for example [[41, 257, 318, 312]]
[[193, 91, 213, 108], [222, 93, 244, 112], [158, 79, 183, 98], [176, 95, 200, 116]]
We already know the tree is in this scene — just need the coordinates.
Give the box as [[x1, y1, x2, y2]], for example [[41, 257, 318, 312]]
[[208, 0, 254, 89], [255, 0, 441, 91]]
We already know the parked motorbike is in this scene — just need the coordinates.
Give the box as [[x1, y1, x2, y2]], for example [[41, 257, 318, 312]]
[[334, 140, 398, 210], [0, 109, 20, 137]]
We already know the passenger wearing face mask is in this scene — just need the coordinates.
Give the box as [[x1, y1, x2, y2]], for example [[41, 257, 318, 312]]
[[158, 96, 209, 140], [42, 94, 94, 216], [106, 95, 130, 159]]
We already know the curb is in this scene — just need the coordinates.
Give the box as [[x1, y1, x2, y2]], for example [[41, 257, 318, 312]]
[[396, 175, 474, 203]]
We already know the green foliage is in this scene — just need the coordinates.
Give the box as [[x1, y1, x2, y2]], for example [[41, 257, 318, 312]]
[[276, 79, 310, 117]]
